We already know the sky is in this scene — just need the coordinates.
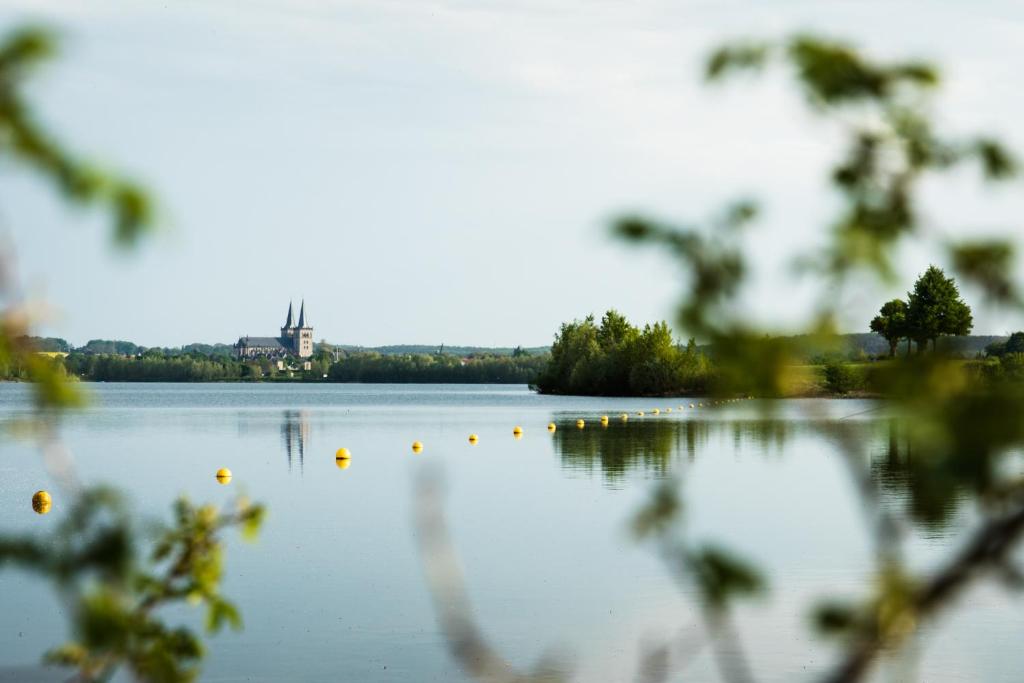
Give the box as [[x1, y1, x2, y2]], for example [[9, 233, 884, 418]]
[[2, 0, 1024, 347]]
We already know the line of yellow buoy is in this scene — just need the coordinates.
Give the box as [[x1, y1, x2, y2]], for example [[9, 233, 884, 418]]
[[326, 396, 753, 465], [28, 397, 759, 513], [116, 396, 754, 490], [261, 396, 753, 482]]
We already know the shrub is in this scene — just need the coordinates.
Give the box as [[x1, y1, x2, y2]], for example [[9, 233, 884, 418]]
[[823, 361, 864, 394]]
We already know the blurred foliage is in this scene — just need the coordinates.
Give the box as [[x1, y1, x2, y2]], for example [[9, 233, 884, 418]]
[[617, 33, 1017, 398], [0, 26, 154, 247], [0, 25, 156, 411], [418, 28, 1024, 676], [632, 479, 763, 683], [0, 24, 264, 683], [0, 488, 264, 682], [535, 310, 713, 395], [605, 32, 1024, 683]]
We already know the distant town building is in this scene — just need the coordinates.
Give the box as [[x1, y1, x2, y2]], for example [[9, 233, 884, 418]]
[[235, 301, 314, 359]]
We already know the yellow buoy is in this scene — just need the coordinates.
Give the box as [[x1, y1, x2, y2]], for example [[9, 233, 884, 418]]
[[621, 413, 629, 421], [547, 422, 556, 432], [335, 458, 351, 470], [412, 441, 423, 453], [335, 448, 351, 460], [468, 434, 479, 444], [215, 467, 232, 485], [512, 426, 523, 436], [600, 415, 609, 426], [576, 419, 585, 429], [637, 411, 645, 416], [652, 408, 660, 415], [688, 403, 694, 408], [31, 490, 51, 515]]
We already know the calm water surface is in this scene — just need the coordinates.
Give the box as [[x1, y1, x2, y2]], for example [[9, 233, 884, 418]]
[[0, 383, 1021, 682]]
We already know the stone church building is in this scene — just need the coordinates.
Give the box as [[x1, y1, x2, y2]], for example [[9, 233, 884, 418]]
[[235, 301, 314, 359]]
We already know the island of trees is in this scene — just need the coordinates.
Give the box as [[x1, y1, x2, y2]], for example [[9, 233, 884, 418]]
[[533, 310, 712, 395]]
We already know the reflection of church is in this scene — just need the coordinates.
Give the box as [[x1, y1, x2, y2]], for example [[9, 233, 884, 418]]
[[281, 410, 311, 472]]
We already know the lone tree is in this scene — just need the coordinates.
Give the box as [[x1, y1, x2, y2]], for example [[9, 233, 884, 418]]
[[869, 298, 909, 357], [907, 265, 973, 351]]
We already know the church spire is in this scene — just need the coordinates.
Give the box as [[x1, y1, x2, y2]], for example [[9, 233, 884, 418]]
[[284, 301, 294, 329], [298, 299, 307, 328]]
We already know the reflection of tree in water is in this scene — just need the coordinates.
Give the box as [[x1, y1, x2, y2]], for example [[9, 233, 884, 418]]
[[554, 415, 973, 534], [281, 410, 310, 473], [553, 419, 693, 483], [870, 419, 968, 533], [554, 417, 815, 483]]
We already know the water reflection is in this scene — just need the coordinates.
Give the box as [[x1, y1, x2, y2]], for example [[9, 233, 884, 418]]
[[552, 418, 696, 484], [552, 417, 809, 484], [281, 410, 310, 473], [554, 415, 972, 534], [871, 419, 967, 532]]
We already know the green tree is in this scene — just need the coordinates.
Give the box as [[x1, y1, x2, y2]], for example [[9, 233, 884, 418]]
[[1005, 331, 1024, 355], [906, 266, 973, 352], [869, 298, 909, 357], [535, 311, 712, 396]]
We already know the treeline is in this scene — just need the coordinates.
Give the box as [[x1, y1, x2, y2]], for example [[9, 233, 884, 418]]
[[18, 336, 238, 357], [327, 352, 547, 383], [335, 344, 547, 357], [19, 336, 72, 352], [65, 353, 249, 382], [985, 332, 1024, 358], [60, 351, 547, 383], [534, 310, 713, 396]]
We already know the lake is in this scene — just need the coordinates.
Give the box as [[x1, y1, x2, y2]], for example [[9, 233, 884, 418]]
[[0, 383, 1021, 682]]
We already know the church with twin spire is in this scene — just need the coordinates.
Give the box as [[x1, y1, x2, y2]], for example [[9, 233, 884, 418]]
[[234, 301, 314, 359]]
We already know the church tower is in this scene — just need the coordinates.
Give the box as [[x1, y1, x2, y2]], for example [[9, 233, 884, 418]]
[[295, 300, 313, 358], [281, 301, 296, 339]]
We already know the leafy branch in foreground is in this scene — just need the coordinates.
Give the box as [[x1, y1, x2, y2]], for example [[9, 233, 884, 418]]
[[0, 24, 157, 411], [0, 23, 266, 682], [618, 35, 1017, 397], [614, 33, 1024, 683], [0, 26, 154, 248], [1, 488, 265, 682], [419, 31, 1024, 683]]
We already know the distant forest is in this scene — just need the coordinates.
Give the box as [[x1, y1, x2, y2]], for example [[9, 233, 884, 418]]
[[23, 337, 548, 358], [20, 334, 1006, 360], [2, 332, 1014, 386], [56, 351, 546, 384]]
